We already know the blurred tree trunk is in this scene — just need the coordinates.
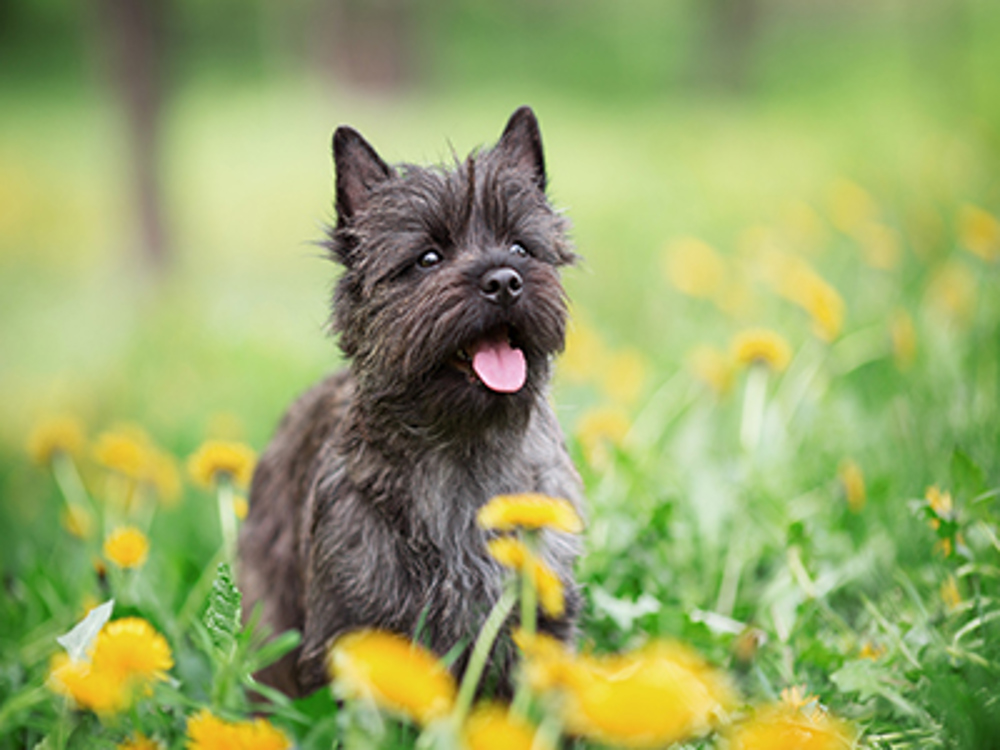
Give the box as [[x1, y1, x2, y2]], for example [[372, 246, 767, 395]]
[[703, 0, 762, 93], [312, 0, 416, 92], [97, 0, 170, 273]]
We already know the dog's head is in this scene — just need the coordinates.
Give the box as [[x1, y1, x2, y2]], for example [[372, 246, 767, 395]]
[[326, 107, 576, 439]]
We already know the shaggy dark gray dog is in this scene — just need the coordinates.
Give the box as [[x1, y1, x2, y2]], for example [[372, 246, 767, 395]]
[[238, 107, 585, 697]]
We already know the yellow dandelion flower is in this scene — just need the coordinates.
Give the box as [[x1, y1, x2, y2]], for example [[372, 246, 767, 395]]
[[663, 237, 727, 298], [235, 717, 294, 750], [856, 222, 902, 270], [103, 526, 150, 569], [92, 617, 174, 684], [233, 495, 249, 520], [186, 709, 292, 750], [477, 493, 583, 534], [890, 308, 917, 371], [688, 345, 735, 396], [550, 640, 735, 748], [27, 415, 85, 465], [575, 405, 631, 468], [858, 641, 885, 661], [827, 179, 877, 235], [560, 318, 608, 385], [48, 652, 128, 714], [601, 348, 648, 407], [60, 504, 95, 539], [93, 426, 153, 481], [941, 575, 962, 612], [959, 204, 1000, 262], [486, 537, 565, 617], [728, 704, 854, 750], [925, 260, 977, 324], [328, 630, 456, 725], [188, 440, 257, 490], [837, 460, 866, 514], [732, 329, 792, 372], [463, 705, 538, 750], [117, 734, 164, 750]]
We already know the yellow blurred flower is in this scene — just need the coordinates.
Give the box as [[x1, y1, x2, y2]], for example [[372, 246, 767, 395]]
[[117, 734, 164, 750], [890, 308, 917, 371], [827, 179, 877, 235], [959, 204, 1000, 262], [60, 504, 95, 539], [188, 440, 257, 490], [728, 703, 853, 750], [771, 261, 845, 342], [328, 629, 456, 725], [837, 460, 866, 513], [462, 704, 538, 750], [560, 318, 608, 385], [798, 274, 845, 342], [940, 575, 962, 612], [477, 493, 583, 534], [103, 526, 150, 569], [233, 495, 249, 520], [186, 708, 292, 750], [48, 617, 173, 715], [925, 260, 977, 324], [858, 641, 885, 661], [575, 405, 631, 468], [856, 222, 902, 270], [27, 415, 85, 465], [520, 637, 733, 748], [486, 537, 565, 617], [732, 329, 792, 372], [601, 347, 648, 407], [688, 345, 735, 396], [93, 426, 153, 481], [663, 237, 727, 298]]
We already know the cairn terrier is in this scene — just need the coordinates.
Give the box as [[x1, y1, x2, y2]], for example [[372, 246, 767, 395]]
[[239, 106, 585, 697]]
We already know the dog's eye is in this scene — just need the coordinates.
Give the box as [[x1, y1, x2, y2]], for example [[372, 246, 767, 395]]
[[417, 250, 442, 269], [510, 243, 528, 258]]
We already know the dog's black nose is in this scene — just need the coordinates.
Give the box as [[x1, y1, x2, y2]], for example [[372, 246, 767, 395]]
[[480, 267, 523, 306]]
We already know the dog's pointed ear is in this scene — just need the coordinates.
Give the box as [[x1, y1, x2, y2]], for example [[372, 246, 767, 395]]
[[333, 126, 394, 227], [497, 106, 546, 192]]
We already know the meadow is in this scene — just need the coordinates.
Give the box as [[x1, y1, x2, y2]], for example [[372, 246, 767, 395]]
[[2, 52, 1000, 749]]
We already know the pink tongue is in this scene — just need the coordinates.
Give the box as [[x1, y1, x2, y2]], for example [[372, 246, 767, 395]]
[[471, 339, 527, 393]]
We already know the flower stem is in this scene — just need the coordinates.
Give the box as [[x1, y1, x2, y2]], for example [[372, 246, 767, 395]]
[[217, 476, 237, 562], [453, 583, 518, 724], [51, 452, 93, 510], [740, 363, 769, 453]]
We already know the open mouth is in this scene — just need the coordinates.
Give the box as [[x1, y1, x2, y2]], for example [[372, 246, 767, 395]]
[[452, 326, 527, 394]]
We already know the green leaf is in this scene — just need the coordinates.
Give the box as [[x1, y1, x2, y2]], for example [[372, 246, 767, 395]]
[[204, 562, 242, 660]]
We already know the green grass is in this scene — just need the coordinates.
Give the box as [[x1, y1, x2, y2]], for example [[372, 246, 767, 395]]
[[1, 78, 999, 748]]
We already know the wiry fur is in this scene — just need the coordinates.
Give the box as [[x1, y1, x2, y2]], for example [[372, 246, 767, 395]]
[[238, 107, 585, 698]]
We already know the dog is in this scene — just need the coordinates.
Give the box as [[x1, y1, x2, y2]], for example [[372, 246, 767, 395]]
[[238, 106, 585, 697]]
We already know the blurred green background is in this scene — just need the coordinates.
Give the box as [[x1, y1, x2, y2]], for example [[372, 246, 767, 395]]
[[4, 1, 1000, 744], [2, 0, 998, 453]]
